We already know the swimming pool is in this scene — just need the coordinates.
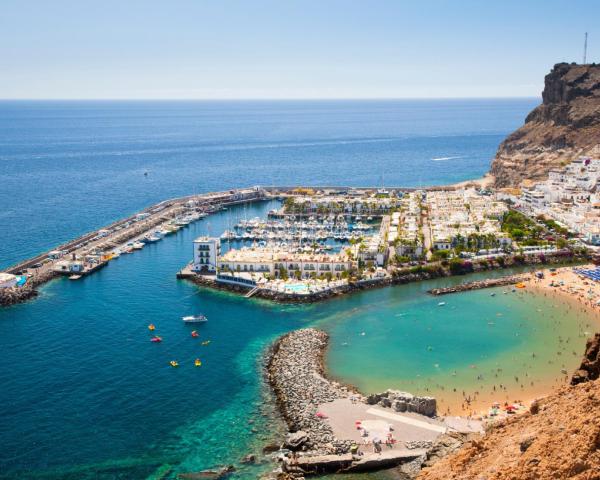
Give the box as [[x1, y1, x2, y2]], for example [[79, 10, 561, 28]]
[[284, 283, 309, 293]]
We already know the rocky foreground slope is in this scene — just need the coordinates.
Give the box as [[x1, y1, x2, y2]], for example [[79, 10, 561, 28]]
[[417, 337, 600, 480], [490, 62, 600, 187]]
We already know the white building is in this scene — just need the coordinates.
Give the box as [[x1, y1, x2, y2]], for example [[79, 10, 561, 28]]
[[217, 247, 354, 280], [192, 237, 221, 273]]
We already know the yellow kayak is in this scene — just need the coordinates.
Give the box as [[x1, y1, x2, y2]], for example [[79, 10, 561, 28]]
[[194, 359, 202, 367], [148, 324, 156, 331], [201, 340, 211, 346], [170, 360, 179, 367]]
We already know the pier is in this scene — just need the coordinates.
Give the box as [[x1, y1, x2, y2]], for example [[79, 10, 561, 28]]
[[0, 187, 269, 307]]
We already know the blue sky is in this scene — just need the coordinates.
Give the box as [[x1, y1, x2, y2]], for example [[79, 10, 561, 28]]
[[1, 0, 598, 99]]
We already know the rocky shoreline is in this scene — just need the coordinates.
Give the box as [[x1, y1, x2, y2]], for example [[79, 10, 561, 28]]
[[0, 270, 56, 307], [266, 329, 354, 454], [264, 328, 481, 479], [427, 274, 527, 296], [182, 250, 584, 306]]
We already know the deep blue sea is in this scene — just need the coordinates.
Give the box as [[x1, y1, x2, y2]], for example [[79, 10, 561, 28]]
[[0, 99, 543, 479]]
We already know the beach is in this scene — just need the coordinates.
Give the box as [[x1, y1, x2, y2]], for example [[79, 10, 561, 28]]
[[438, 264, 600, 417]]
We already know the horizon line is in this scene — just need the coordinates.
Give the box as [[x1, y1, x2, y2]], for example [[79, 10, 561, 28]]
[[0, 95, 541, 102]]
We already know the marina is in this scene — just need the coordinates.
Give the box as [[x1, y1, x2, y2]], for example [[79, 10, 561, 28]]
[[1, 95, 599, 479], [0, 188, 267, 306]]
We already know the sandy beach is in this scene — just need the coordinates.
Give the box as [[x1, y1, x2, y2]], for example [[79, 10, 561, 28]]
[[525, 264, 600, 317], [435, 264, 600, 419]]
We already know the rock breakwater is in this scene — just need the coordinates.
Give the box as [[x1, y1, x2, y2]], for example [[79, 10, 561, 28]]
[[0, 270, 56, 307], [428, 275, 527, 296], [266, 329, 352, 454]]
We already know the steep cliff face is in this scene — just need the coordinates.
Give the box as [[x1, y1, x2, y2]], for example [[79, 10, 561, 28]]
[[490, 63, 600, 187]]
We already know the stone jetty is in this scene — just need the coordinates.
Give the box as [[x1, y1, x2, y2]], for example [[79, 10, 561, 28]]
[[0, 270, 56, 307], [428, 274, 527, 296], [266, 328, 352, 453], [265, 328, 483, 478]]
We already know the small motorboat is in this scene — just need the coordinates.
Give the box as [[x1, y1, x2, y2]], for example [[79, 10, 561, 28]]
[[194, 358, 202, 367], [191, 330, 199, 338], [438, 302, 446, 306], [182, 315, 208, 323], [170, 360, 179, 367], [490, 292, 496, 297], [150, 336, 162, 343], [132, 241, 144, 250], [201, 340, 211, 346], [148, 324, 155, 331]]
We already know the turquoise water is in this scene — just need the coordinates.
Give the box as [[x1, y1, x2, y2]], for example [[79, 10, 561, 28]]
[[2, 99, 576, 479], [1, 202, 596, 478], [321, 274, 598, 414]]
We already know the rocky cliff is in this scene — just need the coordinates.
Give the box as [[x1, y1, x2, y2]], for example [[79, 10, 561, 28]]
[[490, 63, 600, 187]]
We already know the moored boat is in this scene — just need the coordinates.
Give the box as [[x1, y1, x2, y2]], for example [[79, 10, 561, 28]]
[[182, 315, 208, 323]]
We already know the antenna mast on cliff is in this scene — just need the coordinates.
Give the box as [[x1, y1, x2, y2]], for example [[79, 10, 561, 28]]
[[583, 32, 588, 64]]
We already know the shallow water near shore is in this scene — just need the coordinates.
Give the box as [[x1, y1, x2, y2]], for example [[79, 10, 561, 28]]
[[321, 274, 599, 415], [2, 98, 593, 479], [0, 199, 597, 478]]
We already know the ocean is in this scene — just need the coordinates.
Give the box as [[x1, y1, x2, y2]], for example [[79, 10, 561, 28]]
[[1, 99, 571, 479], [0, 99, 538, 269]]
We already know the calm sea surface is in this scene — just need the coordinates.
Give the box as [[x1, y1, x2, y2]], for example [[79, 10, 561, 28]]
[[3, 99, 584, 480]]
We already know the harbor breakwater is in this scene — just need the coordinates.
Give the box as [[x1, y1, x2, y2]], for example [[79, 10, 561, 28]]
[[266, 329, 353, 454], [264, 328, 472, 478], [427, 274, 528, 296], [0, 188, 267, 308]]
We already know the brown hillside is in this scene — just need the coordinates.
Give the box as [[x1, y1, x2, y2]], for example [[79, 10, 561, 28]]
[[418, 378, 600, 480]]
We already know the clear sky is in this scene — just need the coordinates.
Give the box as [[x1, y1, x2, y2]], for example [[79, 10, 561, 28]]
[[1, 0, 599, 99]]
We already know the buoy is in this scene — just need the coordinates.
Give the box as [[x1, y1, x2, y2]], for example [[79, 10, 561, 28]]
[[148, 324, 155, 331]]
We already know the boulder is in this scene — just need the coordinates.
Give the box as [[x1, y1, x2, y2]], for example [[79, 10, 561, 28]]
[[284, 431, 309, 450], [366, 393, 383, 405]]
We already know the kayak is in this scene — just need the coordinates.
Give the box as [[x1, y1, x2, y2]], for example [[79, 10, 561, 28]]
[[194, 359, 202, 367], [201, 340, 211, 346], [150, 336, 162, 343], [148, 324, 156, 331], [170, 360, 179, 367], [191, 330, 199, 338]]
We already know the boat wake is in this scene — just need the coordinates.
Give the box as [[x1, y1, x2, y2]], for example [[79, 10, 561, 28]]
[[431, 155, 463, 162]]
